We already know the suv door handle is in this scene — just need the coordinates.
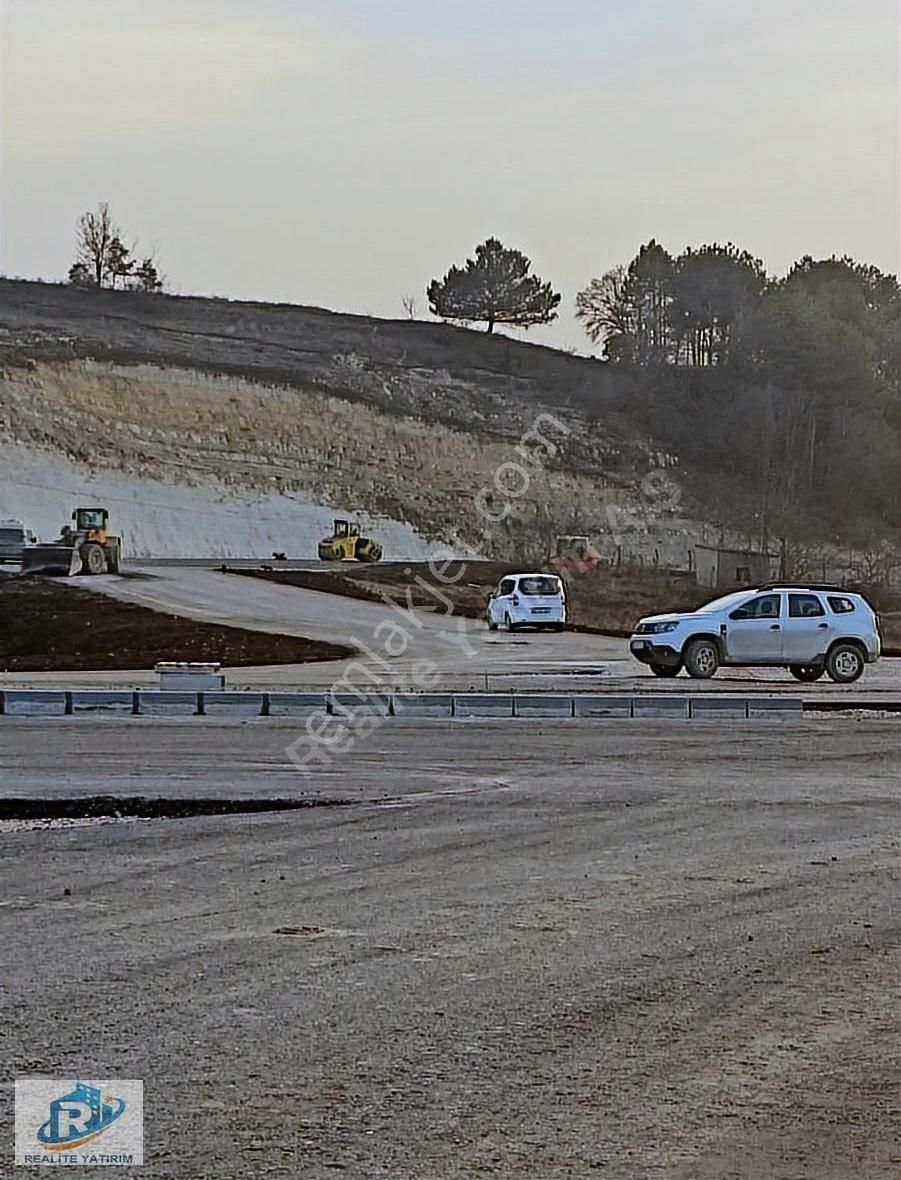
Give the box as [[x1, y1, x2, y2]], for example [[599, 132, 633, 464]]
[[818, 623, 829, 629], [769, 624, 780, 630]]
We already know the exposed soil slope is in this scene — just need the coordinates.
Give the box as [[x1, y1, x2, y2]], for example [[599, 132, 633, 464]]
[[237, 560, 710, 635], [239, 561, 901, 647], [0, 280, 703, 566], [0, 576, 351, 671], [0, 279, 632, 432]]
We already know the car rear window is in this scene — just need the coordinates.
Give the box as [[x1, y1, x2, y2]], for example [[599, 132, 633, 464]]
[[827, 596, 857, 615], [518, 576, 562, 596], [789, 594, 825, 618]]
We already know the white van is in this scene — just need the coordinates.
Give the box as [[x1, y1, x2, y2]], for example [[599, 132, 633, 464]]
[[486, 572, 567, 632]]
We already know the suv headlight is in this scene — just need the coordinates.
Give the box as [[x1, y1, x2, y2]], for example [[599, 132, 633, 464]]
[[648, 621, 680, 634]]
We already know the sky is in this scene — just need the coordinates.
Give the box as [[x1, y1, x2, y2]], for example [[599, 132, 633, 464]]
[[1, 0, 898, 351]]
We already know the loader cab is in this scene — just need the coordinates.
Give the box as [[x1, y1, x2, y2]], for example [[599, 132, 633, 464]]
[[74, 507, 109, 536]]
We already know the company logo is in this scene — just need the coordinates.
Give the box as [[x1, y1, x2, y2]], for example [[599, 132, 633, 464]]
[[15, 1078, 144, 1167], [37, 1082, 126, 1150]]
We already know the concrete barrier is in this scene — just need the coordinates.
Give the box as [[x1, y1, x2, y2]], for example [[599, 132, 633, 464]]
[[2, 690, 68, 717], [136, 691, 200, 716], [632, 695, 691, 720], [513, 695, 574, 719], [392, 693, 453, 718], [747, 697, 804, 719], [70, 691, 136, 716], [688, 698, 754, 717], [688, 696, 750, 719], [0, 689, 810, 722], [452, 694, 514, 718], [573, 695, 633, 719], [202, 692, 265, 718], [330, 693, 393, 717], [266, 692, 328, 717]]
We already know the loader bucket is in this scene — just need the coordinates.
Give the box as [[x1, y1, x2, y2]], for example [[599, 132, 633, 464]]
[[19, 545, 79, 577]]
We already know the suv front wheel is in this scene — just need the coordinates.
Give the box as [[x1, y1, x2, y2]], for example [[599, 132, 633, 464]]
[[789, 664, 824, 683], [825, 643, 865, 684], [683, 638, 720, 679]]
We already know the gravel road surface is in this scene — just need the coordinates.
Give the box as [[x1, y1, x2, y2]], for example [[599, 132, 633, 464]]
[[85, 563, 622, 674], [2, 720, 899, 1178]]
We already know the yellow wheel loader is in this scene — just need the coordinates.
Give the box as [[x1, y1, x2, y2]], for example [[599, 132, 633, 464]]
[[20, 507, 122, 576], [317, 518, 382, 563]]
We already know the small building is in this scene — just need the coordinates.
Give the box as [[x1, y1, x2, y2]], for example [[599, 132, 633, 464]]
[[693, 545, 777, 590]]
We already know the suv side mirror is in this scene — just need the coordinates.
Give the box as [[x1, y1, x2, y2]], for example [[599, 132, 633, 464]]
[[730, 607, 750, 620]]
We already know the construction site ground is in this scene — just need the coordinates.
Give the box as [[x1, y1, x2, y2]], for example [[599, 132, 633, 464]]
[[2, 719, 898, 1179], [0, 574, 351, 672], [240, 561, 709, 634], [240, 561, 901, 648]]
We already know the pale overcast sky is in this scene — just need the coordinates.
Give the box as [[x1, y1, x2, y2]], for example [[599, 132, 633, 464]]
[[1, 0, 898, 350]]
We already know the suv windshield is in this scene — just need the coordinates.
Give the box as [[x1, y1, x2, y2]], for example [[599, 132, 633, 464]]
[[518, 576, 562, 596], [696, 591, 755, 614]]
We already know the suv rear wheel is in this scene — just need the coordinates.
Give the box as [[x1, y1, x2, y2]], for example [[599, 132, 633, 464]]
[[789, 664, 824, 683], [684, 638, 720, 679], [825, 643, 865, 684]]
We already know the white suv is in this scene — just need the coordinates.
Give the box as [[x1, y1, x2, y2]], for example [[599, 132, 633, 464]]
[[630, 586, 881, 683]]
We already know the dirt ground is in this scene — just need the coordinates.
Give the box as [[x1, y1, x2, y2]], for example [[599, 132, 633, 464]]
[[240, 560, 711, 635], [241, 561, 901, 648], [1, 719, 898, 1178], [0, 575, 351, 671]]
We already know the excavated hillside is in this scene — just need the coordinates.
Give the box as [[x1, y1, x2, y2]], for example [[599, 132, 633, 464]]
[[0, 280, 704, 561]]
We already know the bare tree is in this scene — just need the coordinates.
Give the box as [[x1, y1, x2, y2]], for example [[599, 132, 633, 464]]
[[401, 294, 419, 319], [73, 202, 120, 287], [851, 540, 899, 587], [69, 202, 164, 291]]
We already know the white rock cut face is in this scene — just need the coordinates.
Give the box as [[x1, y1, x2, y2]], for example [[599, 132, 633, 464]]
[[0, 441, 434, 560]]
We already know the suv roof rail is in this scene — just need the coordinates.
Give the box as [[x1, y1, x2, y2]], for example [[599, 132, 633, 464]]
[[755, 582, 853, 593]]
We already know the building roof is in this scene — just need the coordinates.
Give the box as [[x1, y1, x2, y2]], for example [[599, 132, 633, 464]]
[[694, 544, 778, 559]]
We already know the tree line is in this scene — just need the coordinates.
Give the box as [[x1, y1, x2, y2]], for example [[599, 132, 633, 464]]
[[426, 235, 899, 549], [573, 239, 900, 548]]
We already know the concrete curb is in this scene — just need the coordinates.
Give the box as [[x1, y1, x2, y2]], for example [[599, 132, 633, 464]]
[[0, 689, 806, 720]]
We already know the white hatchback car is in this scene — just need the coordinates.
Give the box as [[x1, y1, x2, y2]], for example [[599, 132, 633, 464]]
[[487, 572, 566, 632], [630, 585, 881, 683]]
